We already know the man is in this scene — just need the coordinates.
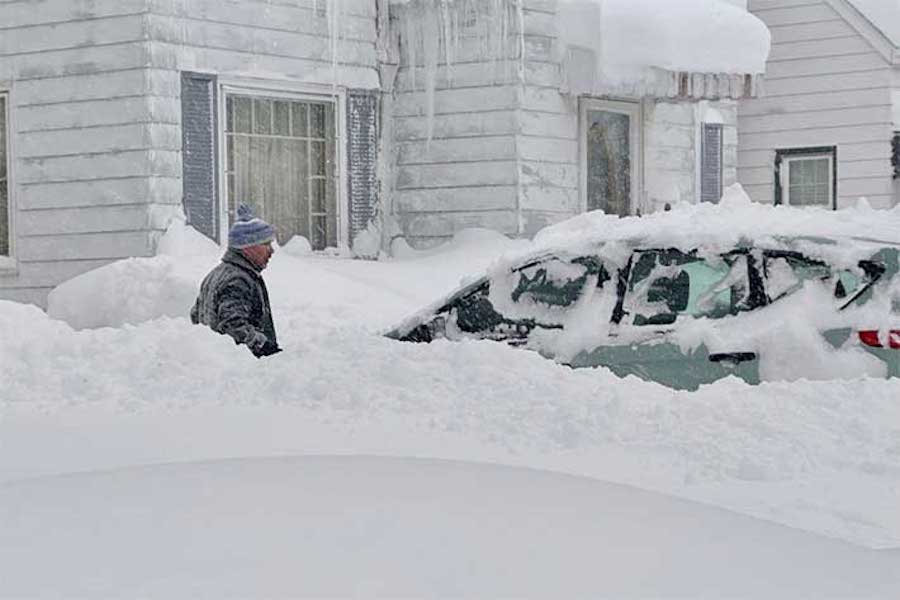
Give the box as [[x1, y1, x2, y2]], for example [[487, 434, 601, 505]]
[[191, 205, 282, 357]]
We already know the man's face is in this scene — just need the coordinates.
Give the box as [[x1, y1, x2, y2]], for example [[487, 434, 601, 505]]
[[242, 242, 274, 270]]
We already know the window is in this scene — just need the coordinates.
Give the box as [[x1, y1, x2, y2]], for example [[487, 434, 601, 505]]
[[224, 93, 338, 250], [581, 100, 641, 217], [891, 132, 899, 180], [622, 250, 757, 326], [700, 123, 723, 203], [775, 147, 836, 209], [0, 92, 9, 257]]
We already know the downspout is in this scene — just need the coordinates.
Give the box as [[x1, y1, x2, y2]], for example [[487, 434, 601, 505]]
[[376, 0, 401, 254]]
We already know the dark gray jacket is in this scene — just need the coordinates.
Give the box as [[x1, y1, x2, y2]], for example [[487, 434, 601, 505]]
[[190, 249, 280, 357]]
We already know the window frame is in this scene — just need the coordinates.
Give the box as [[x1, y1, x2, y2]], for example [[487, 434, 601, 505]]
[[0, 88, 14, 269], [579, 98, 643, 216], [775, 146, 837, 210], [215, 80, 348, 248]]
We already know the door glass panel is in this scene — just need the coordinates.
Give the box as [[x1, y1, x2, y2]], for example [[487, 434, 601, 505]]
[[586, 109, 631, 216]]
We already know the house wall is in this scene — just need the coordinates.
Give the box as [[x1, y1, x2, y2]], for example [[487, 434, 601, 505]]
[[390, 0, 738, 248], [739, 0, 896, 209], [643, 100, 739, 213], [0, 0, 379, 307], [0, 0, 162, 307], [387, 4, 524, 249], [145, 0, 380, 242]]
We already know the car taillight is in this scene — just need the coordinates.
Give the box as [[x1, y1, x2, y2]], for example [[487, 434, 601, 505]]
[[858, 330, 900, 349]]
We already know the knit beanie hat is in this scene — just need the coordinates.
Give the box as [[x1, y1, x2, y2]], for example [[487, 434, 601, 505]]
[[229, 204, 275, 249]]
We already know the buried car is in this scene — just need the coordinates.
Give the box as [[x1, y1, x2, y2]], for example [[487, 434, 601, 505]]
[[386, 236, 900, 390]]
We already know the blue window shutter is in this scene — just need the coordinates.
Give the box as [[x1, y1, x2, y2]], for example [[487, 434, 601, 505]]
[[181, 72, 219, 242], [346, 90, 379, 242], [700, 123, 723, 203]]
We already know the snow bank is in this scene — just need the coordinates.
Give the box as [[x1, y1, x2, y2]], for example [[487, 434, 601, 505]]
[[3, 296, 900, 549], [46, 222, 219, 329], [47, 221, 525, 332], [3, 456, 898, 599], [11, 203, 900, 550]]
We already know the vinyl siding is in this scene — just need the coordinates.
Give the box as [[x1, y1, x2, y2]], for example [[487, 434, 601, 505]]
[[739, 0, 897, 209], [0, 3, 156, 306], [0, 0, 380, 306]]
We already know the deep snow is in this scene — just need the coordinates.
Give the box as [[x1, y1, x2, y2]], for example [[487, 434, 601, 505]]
[[3, 456, 899, 599], [4, 202, 900, 559]]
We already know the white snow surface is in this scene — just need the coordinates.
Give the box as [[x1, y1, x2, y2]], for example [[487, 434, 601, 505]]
[[2, 207, 898, 562], [558, 0, 770, 81], [3, 456, 899, 599]]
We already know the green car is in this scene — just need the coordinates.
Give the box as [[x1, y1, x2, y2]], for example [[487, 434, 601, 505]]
[[386, 237, 900, 390]]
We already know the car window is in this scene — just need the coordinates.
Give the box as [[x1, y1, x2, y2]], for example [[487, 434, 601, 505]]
[[510, 256, 607, 308], [763, 252, 831, 302], [623, 250, 754, 326]]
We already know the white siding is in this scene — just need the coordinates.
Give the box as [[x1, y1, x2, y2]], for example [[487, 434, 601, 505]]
[[0, 0, 379, 306], [739, 0, 896, 209], [388, 5, 522, 248], [390, 0, 743, 247], [0, 3, 156, 306], [644, 100, 739, 212]]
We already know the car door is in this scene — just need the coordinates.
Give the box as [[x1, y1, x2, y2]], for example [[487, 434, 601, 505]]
[[570, 249, 763, 390]]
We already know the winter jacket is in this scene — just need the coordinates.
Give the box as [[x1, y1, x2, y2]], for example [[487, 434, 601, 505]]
[[190, 248, 281, 357]]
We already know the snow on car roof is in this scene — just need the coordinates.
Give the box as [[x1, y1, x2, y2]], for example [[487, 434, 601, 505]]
[[528, 185, 900, 264]]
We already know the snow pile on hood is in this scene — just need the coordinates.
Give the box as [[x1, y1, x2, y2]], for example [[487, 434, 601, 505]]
[[558, 0, 770, 95]]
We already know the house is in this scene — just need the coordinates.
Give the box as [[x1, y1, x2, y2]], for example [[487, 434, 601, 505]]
[[0, 0, 769, 307], [738, 0, 900, 210]]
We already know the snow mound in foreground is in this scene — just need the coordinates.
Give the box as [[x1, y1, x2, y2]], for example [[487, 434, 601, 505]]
[[2, 456, 897, 599], [3, 298, 900, 549]]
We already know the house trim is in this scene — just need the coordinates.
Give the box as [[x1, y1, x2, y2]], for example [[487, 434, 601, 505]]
[[826, 0, 898, 64], [774, 146, 838, 210], [215, 78, 349, 249]]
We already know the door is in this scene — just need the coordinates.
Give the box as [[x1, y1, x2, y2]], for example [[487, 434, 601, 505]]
[[581, 100, 641, 217]]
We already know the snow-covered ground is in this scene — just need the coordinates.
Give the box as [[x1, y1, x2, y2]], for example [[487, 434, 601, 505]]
[[3, 203, 900, 596], [3, 456, 899, 599]]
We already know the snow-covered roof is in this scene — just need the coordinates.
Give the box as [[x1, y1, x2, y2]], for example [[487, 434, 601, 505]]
[[558, 0, 770, 98], [847, 0, 900, 48]]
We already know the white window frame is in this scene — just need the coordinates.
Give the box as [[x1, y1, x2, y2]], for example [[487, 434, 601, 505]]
[[0, 88, 15, 270], [215, 79, 348, 248], [780, 152, 835, 208], [579, 98, 642, 216]]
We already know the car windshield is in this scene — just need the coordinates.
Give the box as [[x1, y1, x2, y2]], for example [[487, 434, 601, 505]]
[[623, 249, 756, 326]]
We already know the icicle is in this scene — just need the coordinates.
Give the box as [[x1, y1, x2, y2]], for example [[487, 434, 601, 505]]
[[515, 0, 525, 85], [422, 0, 441, 145], [440, 0, 454, 85], [403, 5, 418, 92]]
